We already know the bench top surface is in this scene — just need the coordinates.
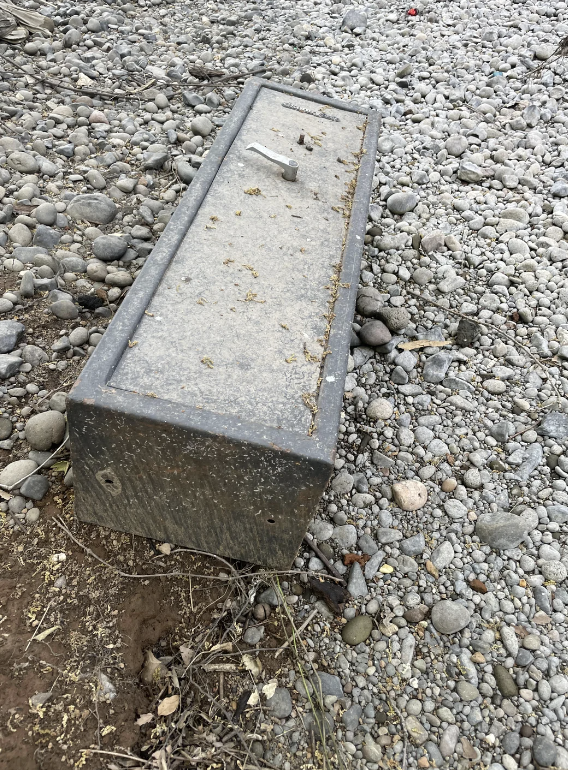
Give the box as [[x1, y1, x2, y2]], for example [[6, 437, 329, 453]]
[[109, 88, 365, 435]]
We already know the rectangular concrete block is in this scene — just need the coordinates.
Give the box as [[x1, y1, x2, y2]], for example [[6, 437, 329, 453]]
[[68, 78, 379, 568]]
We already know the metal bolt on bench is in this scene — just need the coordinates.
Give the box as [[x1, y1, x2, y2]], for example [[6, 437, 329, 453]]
[[68, 78, 379, 569]]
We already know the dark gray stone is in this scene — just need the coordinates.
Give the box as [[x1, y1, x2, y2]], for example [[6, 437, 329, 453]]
[[501, 732, 520, 756], [20, 474, 50, 501], [0, 320, 25, 354], [313, 672, 343, 698], [425, 742, 444, 768], [33, 225, 61, 250], [143, 151, 168, 170], [493, 665, 518, 697], [490, 421, 515, 442], [0, 416, 12, 439], [342, 704, 362, 731], [533, 585, 552, 614], [176, 161, 197, 184], [532, 737, 557, 767], [92, 235, 128, 261], [516, 648, 533, 667], [376, 306, 410, 332], [359, 320, 391, 346], [266, 687, 292, 719], [182, 92, 204, 107], [512, 444, 543, 481], [455, 318, 478, 347], [400, 532, 425, 556]]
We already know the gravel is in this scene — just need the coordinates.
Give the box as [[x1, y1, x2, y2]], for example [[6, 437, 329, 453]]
[[0, 0, 568, 764]]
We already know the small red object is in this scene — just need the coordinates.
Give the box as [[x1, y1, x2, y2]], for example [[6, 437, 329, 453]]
[[407, 7, 418, 15]]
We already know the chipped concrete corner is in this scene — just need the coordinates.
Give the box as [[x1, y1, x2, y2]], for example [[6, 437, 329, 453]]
[[67, 78, 380, 569]]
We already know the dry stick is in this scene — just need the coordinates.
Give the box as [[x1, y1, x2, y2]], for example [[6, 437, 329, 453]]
[[0, 437, 69, 492], [405, 288, 563, 404], [303, 535, 346, 584], [0, 50, 155, 99], [388, 699, 408, 770], [191, 681, 262, 770], [54, 516, 244, 582], [24, 599, 53, 651], [274, 607, 319, 659], [80, 748, 150, 765]]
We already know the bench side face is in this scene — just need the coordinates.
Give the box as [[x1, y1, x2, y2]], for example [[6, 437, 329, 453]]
[[68, 78, 379, 568]]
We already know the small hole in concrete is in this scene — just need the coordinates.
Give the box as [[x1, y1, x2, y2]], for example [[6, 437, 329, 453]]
[[267, 518, 275, 524], [104, 478, 114, 484]]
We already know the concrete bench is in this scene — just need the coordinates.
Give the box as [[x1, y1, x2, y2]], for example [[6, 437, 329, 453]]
[[68, 78, 379, 568]]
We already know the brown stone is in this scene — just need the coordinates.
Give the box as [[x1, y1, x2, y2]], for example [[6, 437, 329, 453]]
[[469, 578, 488, 594]]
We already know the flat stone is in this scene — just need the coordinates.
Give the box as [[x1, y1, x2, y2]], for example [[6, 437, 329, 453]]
[[406, 716, 429, 745], [400, 533, 425, 556], [0, 459, 38, 488], [476, 511, 530, 550], [423, 352, 452, 383], [342, 615, 373, 645], [266, 687, 292, 719], [440, 725, 460, 757], [313, 672, 343, 698], [431, 600, 471, 634], [431, 541, 454, 569], [347, 561, 367, 598], [19, 474, 50, 501], [0, 355, 22, 379], [0, 320, 25, 354], [538, 411, 568, 439], [66, 194, 118, 225]]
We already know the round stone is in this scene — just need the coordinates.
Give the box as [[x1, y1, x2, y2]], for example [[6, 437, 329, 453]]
[[342, 615, 373, 646], [25, 410, 66, 451], [359, 320, 392, 346], [532, 737, 557, 768], [66, 194, 118, 225], [69, 327, 89, 347], [431, 600, 471, 634], [7, 151, 38, 173], [8, 223, 32, 246], [0, 459, 38, 488], [392, 480, 428, 511], [366, 398, 394, 421], [541, 561, 567, 582], [191, 116, 213, 137], [441, 478, 457, 492], [386, 192, 418, 215], [50, 300, 79, 320], [35, 203, 58, 225], [484, 379, 507, 394]]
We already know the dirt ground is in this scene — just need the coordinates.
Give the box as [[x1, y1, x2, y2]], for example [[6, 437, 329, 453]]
[[0, 482, 331, 770]]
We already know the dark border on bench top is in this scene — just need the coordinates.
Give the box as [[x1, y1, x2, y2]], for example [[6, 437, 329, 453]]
[[69, 78, 380, 465]]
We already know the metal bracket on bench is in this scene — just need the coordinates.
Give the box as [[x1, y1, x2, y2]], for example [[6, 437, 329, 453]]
[[246, 142, 299, 181]]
